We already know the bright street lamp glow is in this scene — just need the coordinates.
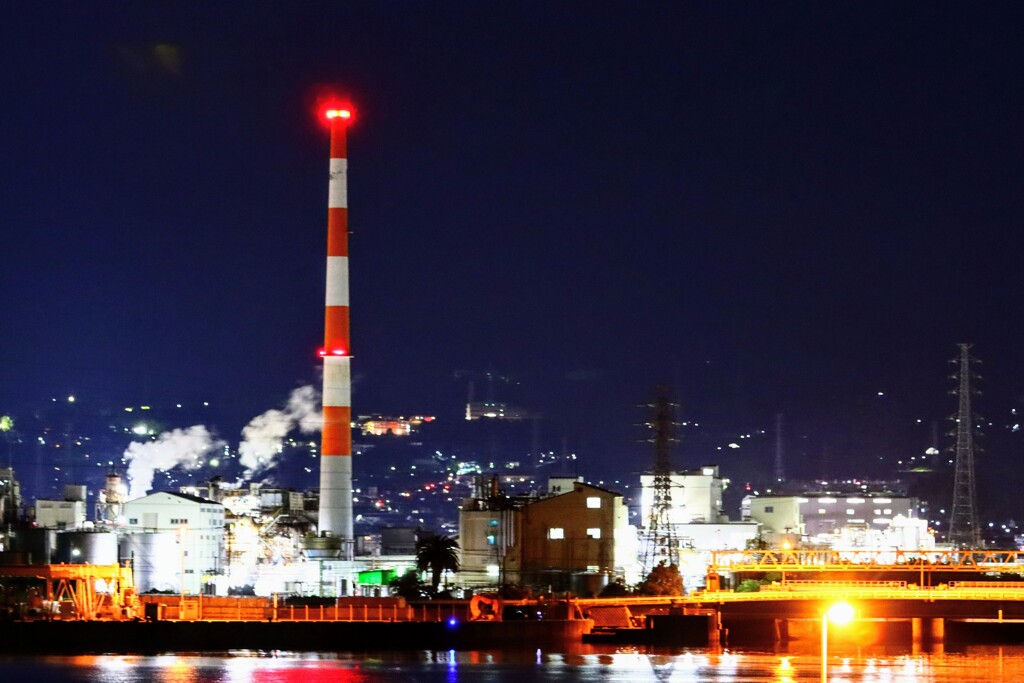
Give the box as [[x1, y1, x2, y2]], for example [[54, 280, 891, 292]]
[[826, 601, 855, 626], [822, 601, 855, 683]]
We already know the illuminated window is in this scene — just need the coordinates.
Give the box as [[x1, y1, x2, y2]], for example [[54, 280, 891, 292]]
[[486, 565, 499, 577], [883, 508, 892, 515], [587, 528, 601, 539], [586, 497, 602, 509], [486, 534, 496, 546], [548, 528, 564, 540], [846, 509, 855, 515], [818, 509, 826, 515], [587, 565, 599, 572]]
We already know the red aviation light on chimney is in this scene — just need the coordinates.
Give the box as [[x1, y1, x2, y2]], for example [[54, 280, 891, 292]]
[[317, 347, 349, 357], [325, 108, 352, 120]]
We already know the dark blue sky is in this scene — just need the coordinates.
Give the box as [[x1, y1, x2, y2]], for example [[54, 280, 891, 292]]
[[2, 4, 1022, 495]]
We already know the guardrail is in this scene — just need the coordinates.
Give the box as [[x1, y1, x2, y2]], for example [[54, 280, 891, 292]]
[[684, 586, 1024, 603], [764, 580, 907, 590], [709, 549, 1024, 573]]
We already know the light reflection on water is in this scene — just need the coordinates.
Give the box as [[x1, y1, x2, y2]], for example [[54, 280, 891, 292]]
[[3, 645, 1024, 682]]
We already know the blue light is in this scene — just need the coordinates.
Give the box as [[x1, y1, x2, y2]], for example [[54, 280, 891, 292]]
[[447, 616, 459, 628]]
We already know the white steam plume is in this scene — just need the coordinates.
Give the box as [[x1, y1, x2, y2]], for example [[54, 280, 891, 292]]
[[125, 425, 225, 500], [238, 385, 322, 479]]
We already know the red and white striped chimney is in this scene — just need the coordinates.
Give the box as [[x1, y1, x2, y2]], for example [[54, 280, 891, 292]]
[[317, 105, 353, 548]]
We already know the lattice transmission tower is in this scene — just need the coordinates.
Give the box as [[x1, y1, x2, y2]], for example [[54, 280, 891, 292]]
[[948, 343, 982, 548], [642, 385, 680, 571]]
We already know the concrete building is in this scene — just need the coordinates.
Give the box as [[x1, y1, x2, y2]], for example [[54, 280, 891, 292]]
[[0, 468, 22, 527], [742, 495, 804, 547], [34, 500, 87, 530], [34, 484, 90, 530], [743, 488, 926, 549], [121, 492, 226, 595], [638, 466, 727, 527], [460, 477, 638, 593]]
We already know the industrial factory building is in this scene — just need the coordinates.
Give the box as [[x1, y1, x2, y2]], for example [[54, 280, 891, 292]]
[[638, 466, 728, 526], [460, 476, 639, 593], [34, 485, 89, 530], [742, 487, 932, 549], [121, 492, 226, 595]]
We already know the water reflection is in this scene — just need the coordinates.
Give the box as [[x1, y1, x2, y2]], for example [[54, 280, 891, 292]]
[[7, 645, 1024, 683]]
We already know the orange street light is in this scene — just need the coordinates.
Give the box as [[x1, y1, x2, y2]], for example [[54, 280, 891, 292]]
[[822, 601, 854, 683]]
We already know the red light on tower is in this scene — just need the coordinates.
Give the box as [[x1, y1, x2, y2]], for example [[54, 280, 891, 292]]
[[325, 108, 352, 120]]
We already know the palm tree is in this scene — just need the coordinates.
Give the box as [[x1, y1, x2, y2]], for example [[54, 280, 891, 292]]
[[415, 533, 460, 594]]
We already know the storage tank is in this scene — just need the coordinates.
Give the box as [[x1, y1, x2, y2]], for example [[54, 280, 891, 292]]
[[54, 530, 118, 564], [571, 571, 609, 597], [11, 527, 54, 564], [120, 532, 179, 593]]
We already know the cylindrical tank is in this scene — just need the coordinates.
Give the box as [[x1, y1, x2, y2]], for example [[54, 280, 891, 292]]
[[302, 535, 341, 559], [120, 532, 179, 593], [54, 530, 118, 564], [571, 572, 609, 597], [11, 527, 54, 564], [0, 551, 29, 565]]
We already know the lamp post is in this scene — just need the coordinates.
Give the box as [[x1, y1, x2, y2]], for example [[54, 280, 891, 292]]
[[821, 601, 854, 683], [179, 525, 189, 603]]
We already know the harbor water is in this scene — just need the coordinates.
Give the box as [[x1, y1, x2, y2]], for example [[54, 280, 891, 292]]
[[3, 644, 1024, 683]]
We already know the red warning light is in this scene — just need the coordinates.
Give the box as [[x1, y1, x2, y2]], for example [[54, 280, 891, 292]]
[[317, 347, 349, 358], [323, 106, 354, 124]]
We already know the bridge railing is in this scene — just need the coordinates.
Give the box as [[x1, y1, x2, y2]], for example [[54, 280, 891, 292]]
[[762, 580, 907, 591], [686, 586, 1024, 603], [709, 549, 1024, 573]]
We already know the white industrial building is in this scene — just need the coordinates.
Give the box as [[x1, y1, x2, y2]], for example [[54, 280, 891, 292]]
[[34, 500, 87, 530], [639, 466, 727, 526], [742, 490, 933, 549], [33, 484, 89, 530], [121, 492, 226, 595]]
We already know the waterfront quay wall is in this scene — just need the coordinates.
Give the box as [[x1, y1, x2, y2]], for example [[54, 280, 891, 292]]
[[711, 595, 1024, 647], [0, 618, 593, 655], [136, 596, 466, 623]]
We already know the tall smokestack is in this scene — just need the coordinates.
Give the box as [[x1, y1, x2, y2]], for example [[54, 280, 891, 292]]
[[317, 104, 354, 552]]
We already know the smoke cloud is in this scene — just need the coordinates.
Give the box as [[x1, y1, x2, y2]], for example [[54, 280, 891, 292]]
[[125, 425, 225, 499], [238, 385, 322, 479]]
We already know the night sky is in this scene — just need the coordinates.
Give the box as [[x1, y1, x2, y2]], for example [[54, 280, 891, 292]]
[[2, 4, 1022, 511]]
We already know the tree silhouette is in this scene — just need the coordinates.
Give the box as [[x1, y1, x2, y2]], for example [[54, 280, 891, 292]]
[[389, 569, 428, 600], [415, 533, 460, 594], [636, 561, 683, 596]]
